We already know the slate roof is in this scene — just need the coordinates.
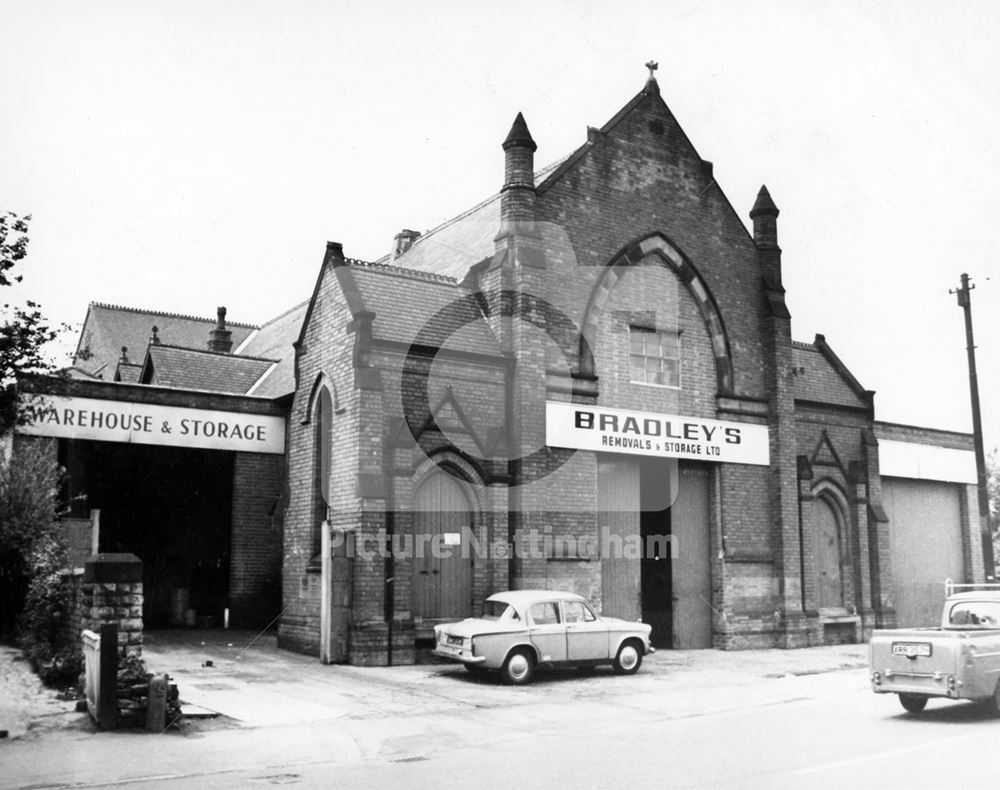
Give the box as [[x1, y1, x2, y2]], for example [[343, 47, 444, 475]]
[[140, 345, 277, 395], [791, 341, 870, 409], [344, 262, 503, 357], [75, 303, 257, 380], [384, 159, 565, 280], [114, 362, 143, 384], [236, 301, 308, 398]]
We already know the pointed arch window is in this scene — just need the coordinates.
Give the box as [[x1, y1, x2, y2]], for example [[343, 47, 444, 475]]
[[311, 387, 333, 558]]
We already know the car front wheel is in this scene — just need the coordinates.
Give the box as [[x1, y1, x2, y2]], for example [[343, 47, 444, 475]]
[[501, 648, 535, 685], [613, 641, 643, 675], [898, 694, 928, 714]]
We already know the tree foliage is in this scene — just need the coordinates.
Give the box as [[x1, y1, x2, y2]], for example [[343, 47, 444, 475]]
[[0, 213, 78, 684], [0, 440, 64, 639], [0, 212, 64, 430], [0, 212, 31, 287]]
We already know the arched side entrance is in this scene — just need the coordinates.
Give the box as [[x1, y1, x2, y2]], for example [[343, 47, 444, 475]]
[[811, 489, 847, 612], [412, 471, 474, 620]]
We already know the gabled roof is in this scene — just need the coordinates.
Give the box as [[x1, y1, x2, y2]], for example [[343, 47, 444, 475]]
[[342, 261, 503, 357], [791, 336, 873, 410], [75, 302, 257, 380], [235, 301, 308, 398], [383, 159, 565, 280], [140, 345, 277, 395], [114, 362, 142, 384]]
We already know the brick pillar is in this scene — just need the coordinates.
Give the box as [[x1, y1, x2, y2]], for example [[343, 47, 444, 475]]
[[752, 187, 809, 647], [348, 337, 389, 665], [848, 461, 875, 640], [230, 452, 283, 629], [862, 430, 896, 629], [80, 553, 144, 659]]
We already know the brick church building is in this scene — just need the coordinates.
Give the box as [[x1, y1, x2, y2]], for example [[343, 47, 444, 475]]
[[16, 68, 982, 663], [279, 69, 982, 662]]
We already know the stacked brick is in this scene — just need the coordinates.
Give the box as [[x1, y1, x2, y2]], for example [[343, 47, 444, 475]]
[[80, 554, 144, 659], [115, 674, 180, 729]]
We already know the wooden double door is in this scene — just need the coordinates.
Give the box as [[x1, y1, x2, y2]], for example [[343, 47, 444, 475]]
[[411, 472, 474, 620]]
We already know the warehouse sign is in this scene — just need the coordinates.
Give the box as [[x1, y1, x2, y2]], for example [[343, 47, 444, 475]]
[[545, 401, 769, 466], [17, 395, 285, 455]]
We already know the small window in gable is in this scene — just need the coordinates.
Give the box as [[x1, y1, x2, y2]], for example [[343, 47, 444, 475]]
[[629, 325, 680, 388]]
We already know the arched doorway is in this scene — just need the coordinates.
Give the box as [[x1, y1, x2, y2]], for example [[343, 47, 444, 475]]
[[412, 472, 474, 619], [813, 495, 846, 611]]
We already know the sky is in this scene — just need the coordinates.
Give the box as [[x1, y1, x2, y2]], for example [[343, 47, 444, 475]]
[[2, 0, 998, 452]]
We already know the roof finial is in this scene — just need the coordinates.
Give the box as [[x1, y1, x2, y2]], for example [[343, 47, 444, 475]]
[[644, 60, 660, 94]]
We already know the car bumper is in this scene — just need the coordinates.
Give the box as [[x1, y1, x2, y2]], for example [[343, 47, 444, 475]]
[[433, 648, 487, 665]]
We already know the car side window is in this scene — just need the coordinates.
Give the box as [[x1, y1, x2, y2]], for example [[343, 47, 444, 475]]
[[529, 601, 560, 625], [563, 601, 597, 623]]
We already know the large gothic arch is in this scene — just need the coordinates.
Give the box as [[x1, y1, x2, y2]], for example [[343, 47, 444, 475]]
[[578, 232, 734, 395]]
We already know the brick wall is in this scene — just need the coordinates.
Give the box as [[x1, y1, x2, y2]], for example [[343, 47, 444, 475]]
[[229, 452, 284, 629]]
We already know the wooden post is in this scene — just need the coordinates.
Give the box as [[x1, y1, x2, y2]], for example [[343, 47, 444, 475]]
[[90, 509, 101, 555], [320, 520, 332, 664], [98, 623, 118, 730]]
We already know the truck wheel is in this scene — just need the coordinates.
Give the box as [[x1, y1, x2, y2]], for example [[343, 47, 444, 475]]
[[613, 641, 643, 675], [899, 694, 928, 714], [501, 648, 534, 685]]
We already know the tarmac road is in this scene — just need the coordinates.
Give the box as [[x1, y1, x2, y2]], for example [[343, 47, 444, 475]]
[[3, 633, 998, 788]]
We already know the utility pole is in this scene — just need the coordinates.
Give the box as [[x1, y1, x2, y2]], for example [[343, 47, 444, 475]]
[[950, 273, 994, 580]]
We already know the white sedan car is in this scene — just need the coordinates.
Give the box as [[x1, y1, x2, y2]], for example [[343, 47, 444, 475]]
[[433, 590, 654, 685]]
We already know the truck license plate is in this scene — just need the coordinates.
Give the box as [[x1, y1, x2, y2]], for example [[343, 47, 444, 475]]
[[892, 642, 932, 658]]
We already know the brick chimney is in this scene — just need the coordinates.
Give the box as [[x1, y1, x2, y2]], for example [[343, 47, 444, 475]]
[[389, 229, 421, 263], [207, 307, 233, 353]]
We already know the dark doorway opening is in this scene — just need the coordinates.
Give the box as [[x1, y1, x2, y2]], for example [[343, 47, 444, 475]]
[[62, 440, 234, 628], [640, 457, 675, 649]]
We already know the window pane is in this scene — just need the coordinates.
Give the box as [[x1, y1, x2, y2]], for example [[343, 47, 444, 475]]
[[628, 325, 680, 387], [530, 602, 560, 625]]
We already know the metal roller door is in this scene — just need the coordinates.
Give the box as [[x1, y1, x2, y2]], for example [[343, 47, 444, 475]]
[[882, 477, 964, 627]]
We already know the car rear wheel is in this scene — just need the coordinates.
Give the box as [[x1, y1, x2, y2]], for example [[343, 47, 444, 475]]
[[613, 641, 642, 675], [501, 648, 535, 685], [992, 680, 1000, 717], [898, 694, 928, 714]]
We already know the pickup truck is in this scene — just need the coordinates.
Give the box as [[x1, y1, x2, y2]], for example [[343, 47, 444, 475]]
[[869, 581, 1000, 714]]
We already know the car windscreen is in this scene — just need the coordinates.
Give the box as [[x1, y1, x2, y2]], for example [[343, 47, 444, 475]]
[[946, 600, 1000, 628]]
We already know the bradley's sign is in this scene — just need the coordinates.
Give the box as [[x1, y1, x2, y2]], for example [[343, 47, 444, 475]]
[[545, 401, 769, 466], [17, 395, 285, 455]]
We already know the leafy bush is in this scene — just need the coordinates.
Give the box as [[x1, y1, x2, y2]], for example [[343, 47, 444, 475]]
[[0, 439, 82, 685], [18, 531, 82, 686]]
